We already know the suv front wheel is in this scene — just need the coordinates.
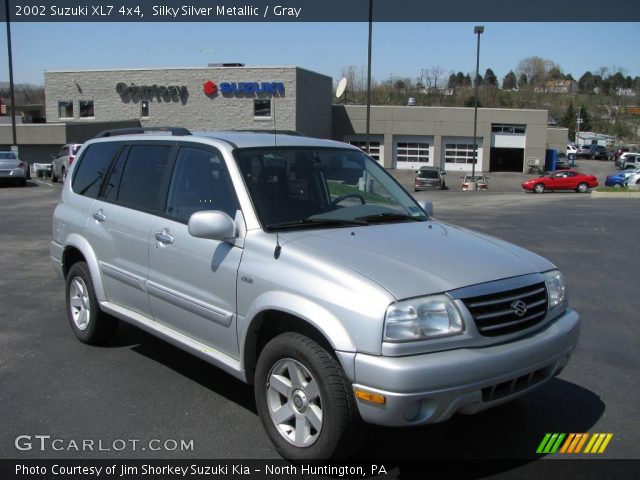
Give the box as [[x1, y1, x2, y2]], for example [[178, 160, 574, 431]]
[[254, 332, 365, 460], [65, 262, 118, 344]]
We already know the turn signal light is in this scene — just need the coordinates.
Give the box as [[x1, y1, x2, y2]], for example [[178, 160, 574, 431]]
[[354, 388, 386, 405]]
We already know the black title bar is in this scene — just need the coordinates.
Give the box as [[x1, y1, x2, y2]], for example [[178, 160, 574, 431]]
[[1, 0, 639, 22]]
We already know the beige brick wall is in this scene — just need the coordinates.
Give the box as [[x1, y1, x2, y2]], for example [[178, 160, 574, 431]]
[[45, 67, 331, 135]]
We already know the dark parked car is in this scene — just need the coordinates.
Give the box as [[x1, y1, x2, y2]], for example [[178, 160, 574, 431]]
[[521, 170, 598, 193], [414, 166, 446, 191], [587, 145, 610, 160]]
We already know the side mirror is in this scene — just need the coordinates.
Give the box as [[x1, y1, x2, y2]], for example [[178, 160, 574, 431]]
[[188, 210, 237, 242], [418, 200, 433, 217], [440, 171, 446, 176]]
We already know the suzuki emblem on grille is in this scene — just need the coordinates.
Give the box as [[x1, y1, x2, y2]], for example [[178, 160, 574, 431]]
[[511, 299, 527, 317]]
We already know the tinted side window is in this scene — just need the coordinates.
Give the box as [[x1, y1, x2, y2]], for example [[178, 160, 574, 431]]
[[72, 142, 122, 198], [165, 147, 237, 223], [117, 145, 173, 212]]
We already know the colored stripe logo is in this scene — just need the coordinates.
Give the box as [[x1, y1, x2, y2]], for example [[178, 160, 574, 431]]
[[537, 433, 613, 454]]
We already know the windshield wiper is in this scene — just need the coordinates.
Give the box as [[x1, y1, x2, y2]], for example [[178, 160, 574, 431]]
[[266, 218, 367, 231], [355, 212, 426, 224]]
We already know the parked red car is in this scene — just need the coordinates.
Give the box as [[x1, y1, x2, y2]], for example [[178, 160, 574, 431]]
[[521, 170, 598, 193]]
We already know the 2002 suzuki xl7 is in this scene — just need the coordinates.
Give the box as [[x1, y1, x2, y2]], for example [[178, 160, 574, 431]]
[[51, 128, 580, 459]]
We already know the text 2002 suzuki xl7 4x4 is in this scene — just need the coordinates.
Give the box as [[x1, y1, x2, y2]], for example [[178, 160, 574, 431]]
[[51, 128, 580, 459]]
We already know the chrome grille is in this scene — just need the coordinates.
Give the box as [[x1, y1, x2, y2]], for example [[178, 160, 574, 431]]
[[462, 282, 548, 336]]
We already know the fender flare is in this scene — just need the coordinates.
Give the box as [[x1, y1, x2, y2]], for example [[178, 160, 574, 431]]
[[62, 234, 106, 301]]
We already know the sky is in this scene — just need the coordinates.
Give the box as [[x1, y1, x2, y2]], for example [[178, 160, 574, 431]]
[[1, 22, 639, 87]]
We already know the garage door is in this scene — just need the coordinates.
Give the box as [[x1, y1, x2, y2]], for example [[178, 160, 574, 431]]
[[392, 135, 434, 170], [346, 136, 384, 165], [441, 137, 483, 172]]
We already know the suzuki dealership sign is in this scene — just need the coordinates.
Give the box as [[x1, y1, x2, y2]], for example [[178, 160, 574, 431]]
[[203, 81, 285, 96]]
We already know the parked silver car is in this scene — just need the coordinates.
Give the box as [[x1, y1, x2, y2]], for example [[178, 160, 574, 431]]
[[0, 151, 28, 186], [51, 128, 580, 460], [51, 143, 82, 182]]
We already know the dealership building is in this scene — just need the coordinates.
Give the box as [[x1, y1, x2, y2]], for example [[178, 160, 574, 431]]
[[1, 65, 567, 171]]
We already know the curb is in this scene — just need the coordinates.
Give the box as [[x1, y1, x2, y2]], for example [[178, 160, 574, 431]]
[[591, 190, 640, 199]]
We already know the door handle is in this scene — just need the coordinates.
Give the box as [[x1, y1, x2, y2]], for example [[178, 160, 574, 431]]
[[155, 229, 174, 245], [92, 210, 106, 222]]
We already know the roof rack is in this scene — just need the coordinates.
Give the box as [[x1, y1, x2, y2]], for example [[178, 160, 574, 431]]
[[94, 127, 192, 138]]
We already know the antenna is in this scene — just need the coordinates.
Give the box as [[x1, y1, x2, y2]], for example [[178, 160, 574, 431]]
[[272, 95, 281, 259], [336, 77, 348, 105]]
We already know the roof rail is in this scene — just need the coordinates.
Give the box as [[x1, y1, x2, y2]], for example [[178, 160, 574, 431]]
[[234, 129, 307, 137], [94, 127, 192, 138]]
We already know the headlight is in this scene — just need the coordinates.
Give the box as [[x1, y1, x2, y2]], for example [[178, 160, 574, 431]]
[[543, 270, 567, 310], [384, 294, 464, 342]]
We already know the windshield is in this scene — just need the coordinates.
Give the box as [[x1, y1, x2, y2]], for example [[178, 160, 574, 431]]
[[0, 152, 17, 159], [235, 147, 427, 230], [464, 175, 485, 182]]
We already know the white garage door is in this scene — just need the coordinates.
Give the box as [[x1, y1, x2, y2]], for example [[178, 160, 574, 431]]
[[393, 135, 435, 170], [441, 137, 484, 172], [345, 135, 384, 165]]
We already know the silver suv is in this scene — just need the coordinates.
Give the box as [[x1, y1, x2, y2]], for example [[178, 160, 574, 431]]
[[51, 128, 580, 459]]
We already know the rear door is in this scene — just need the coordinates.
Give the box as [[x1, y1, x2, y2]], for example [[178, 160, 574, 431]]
[[85, 142, 176, 317], [147, 145, 243, 358]]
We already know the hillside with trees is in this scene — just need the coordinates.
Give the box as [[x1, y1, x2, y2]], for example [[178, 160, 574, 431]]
[[337, 57, 640, 142]]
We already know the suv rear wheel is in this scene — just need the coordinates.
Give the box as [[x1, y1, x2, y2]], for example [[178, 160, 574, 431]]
[[254, 332, 365, 460], [66, 262, 118, 344]]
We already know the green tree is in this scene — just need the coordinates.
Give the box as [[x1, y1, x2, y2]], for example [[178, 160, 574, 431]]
[[502, 71, 517, 90], [578, 105, 593, 132], [518, 73, 528, 88], [447, 73, 458, 89], [562, 102, 577, 140], [484, 68, 498, 88], [578, 72, 596, 94]]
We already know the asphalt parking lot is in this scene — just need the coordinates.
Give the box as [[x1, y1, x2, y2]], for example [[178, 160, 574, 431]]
[[1, 170, 639, 474]]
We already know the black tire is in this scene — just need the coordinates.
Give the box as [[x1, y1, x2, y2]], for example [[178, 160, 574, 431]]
[[533, 183, 545, 194], [65, 262, 118, 344], [19, 178, 27, 186], [576, 182, 589, 193], [51, 172, 58, 183], [254, 332, 365, 460]]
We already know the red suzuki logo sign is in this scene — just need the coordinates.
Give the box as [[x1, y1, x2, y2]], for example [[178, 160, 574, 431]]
[[203, 81, 218, 96]]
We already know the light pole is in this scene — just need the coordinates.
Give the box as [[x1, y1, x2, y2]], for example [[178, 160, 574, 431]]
[[471, 25, 484, 189], [4, 0, 18, 151], [365, 0, 373, 162]]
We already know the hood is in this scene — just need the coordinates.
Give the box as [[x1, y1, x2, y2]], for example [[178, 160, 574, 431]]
[[280, 221, 554, 300]]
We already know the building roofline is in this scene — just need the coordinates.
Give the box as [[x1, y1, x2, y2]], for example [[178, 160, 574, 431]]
[[44, 65, 332, 80]]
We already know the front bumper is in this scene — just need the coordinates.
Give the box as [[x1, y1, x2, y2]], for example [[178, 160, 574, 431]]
[[353, 309, 580, 427]]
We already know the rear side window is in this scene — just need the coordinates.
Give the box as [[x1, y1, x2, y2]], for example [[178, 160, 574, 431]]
[[72, 142, 122, 198], [116, 145, 173, 212]]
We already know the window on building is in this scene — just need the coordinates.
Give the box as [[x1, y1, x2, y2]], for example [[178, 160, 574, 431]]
[[444, 143, 478, 164], [116, 145, 174, 212], [396, 142, 430, 163], [72, 142, 123, 199], [491, 124, 526, 134], [79, 100, 95, 118], [58, 101, 73, 119], [141, 100, 149, 118], [254, 99, 272, 118], [349, 140, 381, 162]]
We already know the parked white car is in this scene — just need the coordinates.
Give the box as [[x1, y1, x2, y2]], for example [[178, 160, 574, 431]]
[[624, 172, 640, 187]]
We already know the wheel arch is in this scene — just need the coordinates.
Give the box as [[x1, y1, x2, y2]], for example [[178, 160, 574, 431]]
[[62, 234, 106, 301], [240, 294, 357, 383]]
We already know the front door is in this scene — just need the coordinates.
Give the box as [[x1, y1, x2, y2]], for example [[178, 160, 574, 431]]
[[147, 146, 243, 358]]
